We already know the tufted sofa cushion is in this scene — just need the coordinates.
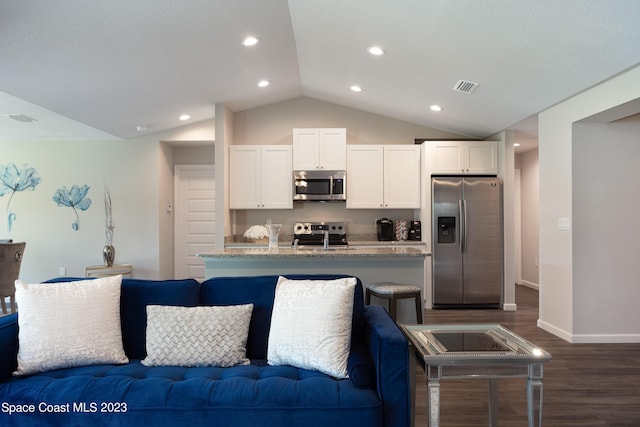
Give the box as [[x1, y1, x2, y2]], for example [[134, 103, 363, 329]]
[[0, 359, 383, 427]]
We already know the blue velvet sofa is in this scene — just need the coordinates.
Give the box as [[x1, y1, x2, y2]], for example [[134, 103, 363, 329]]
[[0, 274, 410, 427]]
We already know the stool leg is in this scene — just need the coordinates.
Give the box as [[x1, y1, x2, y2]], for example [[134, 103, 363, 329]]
[[415, 295, 423, 324], [389, 295, 398, 321], [1, 298, 6, 315]]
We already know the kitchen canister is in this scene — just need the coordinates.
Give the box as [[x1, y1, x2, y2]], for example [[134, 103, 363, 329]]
[[395, 220, 408, 241]]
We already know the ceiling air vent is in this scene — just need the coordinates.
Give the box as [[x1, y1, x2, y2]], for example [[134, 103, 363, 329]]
[[452, 80, 479, 94], [4, 114, 37, 123]]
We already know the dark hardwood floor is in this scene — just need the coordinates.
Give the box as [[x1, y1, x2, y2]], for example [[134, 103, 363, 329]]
[[413, 285, 640, 427]]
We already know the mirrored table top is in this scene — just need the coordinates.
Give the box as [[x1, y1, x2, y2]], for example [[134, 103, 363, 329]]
[[401, 324, 551, 365]]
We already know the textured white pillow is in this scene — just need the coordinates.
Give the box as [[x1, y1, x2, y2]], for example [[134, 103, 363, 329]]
[[14, 275, 128, 376], [142, 304, 254, 367], [267, 276, 356, 378]]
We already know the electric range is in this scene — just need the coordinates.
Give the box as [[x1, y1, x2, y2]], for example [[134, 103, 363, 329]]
[[292, 222, 348, 247]]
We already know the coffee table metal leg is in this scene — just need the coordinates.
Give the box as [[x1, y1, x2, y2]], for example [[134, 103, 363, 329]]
[[527, 364, 544, 427], [428, 381, 440, 427], [427, 365, 441, 427], [488, 378, 498, 427]]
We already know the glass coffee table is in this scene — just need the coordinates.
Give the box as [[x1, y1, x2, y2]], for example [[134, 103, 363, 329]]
[[401, 324, 551, 427]]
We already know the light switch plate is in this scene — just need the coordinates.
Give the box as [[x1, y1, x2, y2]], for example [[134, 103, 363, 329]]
[[558, 217, 571, 231]]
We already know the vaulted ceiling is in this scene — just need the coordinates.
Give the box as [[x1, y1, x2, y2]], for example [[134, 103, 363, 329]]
[[2, 0, 639, 148]]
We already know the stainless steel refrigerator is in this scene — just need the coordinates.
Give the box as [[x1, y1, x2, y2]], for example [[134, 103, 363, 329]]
[[432, 177, 503, 308]]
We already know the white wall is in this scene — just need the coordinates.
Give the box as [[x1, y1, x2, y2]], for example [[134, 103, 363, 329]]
[[1, 139, 160, 281], [573, 116, 640, 338], [233, 96, 462, 146], [538, 64, 640, 342], [2, 119, 214, 283]]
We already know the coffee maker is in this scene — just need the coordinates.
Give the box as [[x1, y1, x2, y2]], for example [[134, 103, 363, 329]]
[[408, 220, 421, 241], [376, 218, 394, 241]]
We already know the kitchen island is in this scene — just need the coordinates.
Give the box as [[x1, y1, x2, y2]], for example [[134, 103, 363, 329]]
[[198, 246, 430, 323]]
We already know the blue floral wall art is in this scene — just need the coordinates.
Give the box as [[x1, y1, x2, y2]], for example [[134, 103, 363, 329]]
[[0, 162, 42, 234], [52, 185, 92, 231]]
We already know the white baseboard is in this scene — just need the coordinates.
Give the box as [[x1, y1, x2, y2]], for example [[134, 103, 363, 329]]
[[537, 319, 572, 342], [502, 303, 517, 311], [570, 333, 640, 344], [538, 319, 640, 343], [518, 280, 539, 290]]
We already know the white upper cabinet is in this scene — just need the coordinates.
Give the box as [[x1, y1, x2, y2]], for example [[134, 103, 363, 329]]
[[430, 140, 498, 175], [229, 145, 293, 209], [383, 145, 422, 208], [346, 145, 384, 209], [347, 145, 421, 209], [293, 128, 346, 170]]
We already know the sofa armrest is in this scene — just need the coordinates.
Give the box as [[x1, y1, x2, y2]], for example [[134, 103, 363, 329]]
[[0, 313, 19, 379], [364, 305, 410, 427]]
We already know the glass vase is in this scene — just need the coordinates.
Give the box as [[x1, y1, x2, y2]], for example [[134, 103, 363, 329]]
[[265, 224, 282, 251]]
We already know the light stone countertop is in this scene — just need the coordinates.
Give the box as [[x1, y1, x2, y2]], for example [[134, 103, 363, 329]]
[[224, 240, 427, 248], [198, 246, 429, 258]]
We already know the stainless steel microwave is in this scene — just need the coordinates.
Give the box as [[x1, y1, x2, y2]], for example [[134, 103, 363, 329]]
[[293, 170, 346, 201]]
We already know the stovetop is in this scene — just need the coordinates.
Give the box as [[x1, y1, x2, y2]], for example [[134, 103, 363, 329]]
[[293, 222, 346, 235], [292, 222, 348, 247]]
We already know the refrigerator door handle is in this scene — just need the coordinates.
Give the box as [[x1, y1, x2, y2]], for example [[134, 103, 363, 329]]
[[463, 199, 468, 253], [459, 199, 465, 253]]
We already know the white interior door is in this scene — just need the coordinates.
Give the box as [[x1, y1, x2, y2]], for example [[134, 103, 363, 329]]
[[174, 165, 215, 280]]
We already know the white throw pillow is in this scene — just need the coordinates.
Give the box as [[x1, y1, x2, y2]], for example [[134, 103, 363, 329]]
[[14, 275, 129, 376], [267, 276, 356, 378], [142, 304, 254, 367]]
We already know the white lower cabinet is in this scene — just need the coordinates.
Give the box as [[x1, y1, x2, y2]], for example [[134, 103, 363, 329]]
[[229, 145, 293, 209], [347, 145, 421, 209]]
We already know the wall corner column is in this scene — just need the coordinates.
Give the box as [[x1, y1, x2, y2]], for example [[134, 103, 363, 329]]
[[215, 103, 234, 249]]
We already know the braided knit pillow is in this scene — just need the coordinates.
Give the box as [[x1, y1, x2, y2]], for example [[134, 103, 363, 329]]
[[142, 304, 253, 367]]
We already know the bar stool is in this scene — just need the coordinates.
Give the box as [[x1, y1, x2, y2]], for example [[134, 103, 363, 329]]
[[0, 241, 26, 315], [365, 282, 423, 323]]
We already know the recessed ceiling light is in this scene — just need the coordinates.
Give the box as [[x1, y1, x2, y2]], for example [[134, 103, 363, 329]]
[[430, 105, 442, 112], [367, 46, 385, 56], [242, 36, 259, 47], [258, 80, 270, 87], [350, 85, 362, 92], [179, 114, 191, 121], [135, 125, 148, 132], [514, 143, 521, 147]]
